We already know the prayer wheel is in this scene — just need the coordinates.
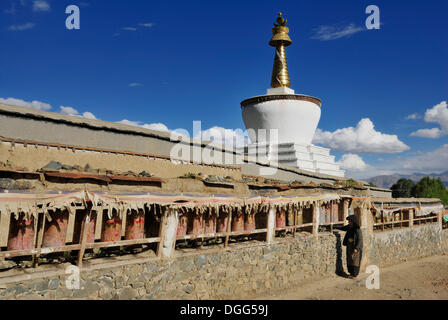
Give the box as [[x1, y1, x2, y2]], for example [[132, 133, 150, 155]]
[[275, 210, 286, 228], [7, 213, 35, 251], [296, 210, 303, 225], [324, 206, 331, 224], [101, 210, 122, 242], [216, 212, 228, 232], [125, 210, 145, 240], [187, 213, 203, 235], [331, 203, 339, 222], [176, 214, 188, 236], [74, 211, 96, 244], [231, 213, 245, 232], [244, 212, 256, 231], [204, 212, 217, 234], [42, 209, 69, 248], [286, 210, 295, 226]]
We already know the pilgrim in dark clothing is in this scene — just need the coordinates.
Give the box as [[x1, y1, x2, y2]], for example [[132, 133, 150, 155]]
[[337, 215, 363, 278]]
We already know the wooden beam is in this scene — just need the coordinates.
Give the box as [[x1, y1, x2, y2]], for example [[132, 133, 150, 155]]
[[343, 200, 349, 225], [292, 208, 297, 238], [224, 209, 232, 247], [32, 212, 46, 267], [266, 207, 275, 244], [156, 206, 166, 257], [77, 205, 92, 268], [312, 203, 319, 238]]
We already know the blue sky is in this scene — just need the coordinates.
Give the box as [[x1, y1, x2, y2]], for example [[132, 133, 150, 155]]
[[1, 0, 447, 179]]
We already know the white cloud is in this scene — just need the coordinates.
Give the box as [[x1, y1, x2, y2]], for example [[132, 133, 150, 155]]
[[59, 106, 78, 116], [410, 127, 443, 139], [337, 154, 368, 171], [1, 96, 96, 120], [82, 112, 96, 120], [313, 118, 410, 154], [122, 27, 137, 31], [405, 113, 419, 120], [8, 23, 36, 31], [311, 23, 363, 41], [142, 123, 169, 132], [139, 23, 154, 28], [129, 83, 143, 87], [351, 144, 448, 179], [33, 0, 50, 12], [59, 106, 96, 120], [399, 144, 448, 173], [197, 126, 249, 148], [0, 97, 51, 110], [119, 119, 169, 133], [410, 101, 448, 138]]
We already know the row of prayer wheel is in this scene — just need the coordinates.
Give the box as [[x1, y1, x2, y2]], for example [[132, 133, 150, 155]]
[[375, 212, 403, 223], [7, 204, 335, 251], [176, 208, 308, 236], [319, 204, 340, 224], [7, 209, 146, 251]]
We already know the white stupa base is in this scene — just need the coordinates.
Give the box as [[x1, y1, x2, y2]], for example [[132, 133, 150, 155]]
[[238, 142, 345, 177]]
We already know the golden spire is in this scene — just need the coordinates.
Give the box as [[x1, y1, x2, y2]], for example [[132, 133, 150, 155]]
[[269, 12, 292, 88]]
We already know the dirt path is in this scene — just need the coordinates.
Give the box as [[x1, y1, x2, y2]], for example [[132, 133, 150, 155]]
[[255, 254, 448, 300]]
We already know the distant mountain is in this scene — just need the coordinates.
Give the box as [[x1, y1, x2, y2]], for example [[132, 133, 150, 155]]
[[366, 171, 448, 189]]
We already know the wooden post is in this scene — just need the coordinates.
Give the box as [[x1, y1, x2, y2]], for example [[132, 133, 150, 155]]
[[292, 208, 297, 237], [312, 203, 319, 238], [266, 206, 275, 244], [156, 206, 167, 257], [200, 208, 205, 248], [343, 200, 349, 225], [77, 205, 93, 267], [158, 208, 179, 258], [400, 210, 403, 228], [409, 209, 414, 228], [330, 202, 334, 233], [224, 209, 232, 247], [0, 210, 11, 247], [33, 211, 47, 267]]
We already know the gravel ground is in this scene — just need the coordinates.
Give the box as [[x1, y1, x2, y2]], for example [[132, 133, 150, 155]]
[[255, 254, 448, 300]]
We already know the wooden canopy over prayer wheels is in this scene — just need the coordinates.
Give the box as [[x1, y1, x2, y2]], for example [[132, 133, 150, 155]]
[[125, 209, 145, 240], [42, 209, 69, 248], [7, 213, 35, 251]]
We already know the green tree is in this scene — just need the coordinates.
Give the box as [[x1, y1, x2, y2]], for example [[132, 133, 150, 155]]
[[391, 178, 415, 198], [412, 176, 448, 205]]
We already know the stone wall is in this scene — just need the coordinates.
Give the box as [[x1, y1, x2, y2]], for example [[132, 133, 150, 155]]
[[0, 232, 347, 300], [1, 223, 445, 300], [367, 224, 445, 267]]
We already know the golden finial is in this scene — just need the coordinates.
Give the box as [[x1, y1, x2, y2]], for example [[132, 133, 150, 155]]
[[269, 12, 292, 88]]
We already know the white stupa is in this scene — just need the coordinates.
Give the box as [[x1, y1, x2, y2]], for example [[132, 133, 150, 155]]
[[239, 13, 344, 177]]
